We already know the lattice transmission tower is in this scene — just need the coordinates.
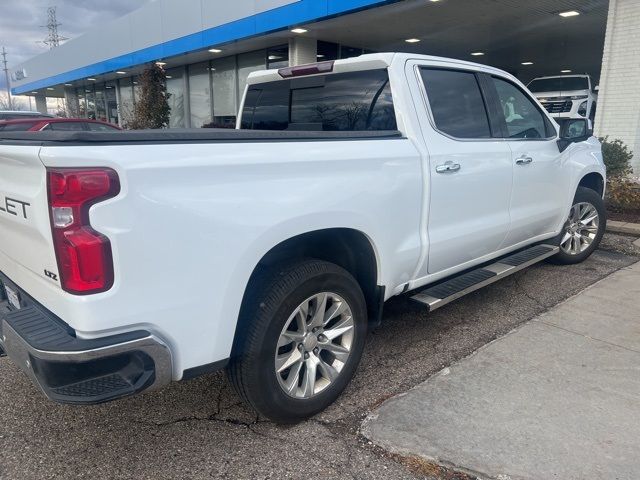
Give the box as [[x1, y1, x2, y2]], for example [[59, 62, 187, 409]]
[[41, 7, 68, 49]]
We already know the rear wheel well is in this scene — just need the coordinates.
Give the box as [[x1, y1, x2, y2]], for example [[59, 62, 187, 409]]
[[257, 229, 379, 318], [232, 229, 381, 356], [578, 173, 604, 197]]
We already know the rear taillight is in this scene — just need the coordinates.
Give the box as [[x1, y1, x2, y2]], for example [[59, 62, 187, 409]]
[[47, 168, 120, 294]]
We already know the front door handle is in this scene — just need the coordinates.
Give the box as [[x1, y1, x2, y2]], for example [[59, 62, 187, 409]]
[[435, 161, 461, 173], [515, 156, 533, 165]]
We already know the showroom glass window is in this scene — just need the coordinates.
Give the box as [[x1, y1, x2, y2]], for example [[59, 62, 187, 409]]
[[491, 76, 550, 139], [166, 67, 186, 128], [133, 77, 142, 104], [189, 62, 212, 128], [267, 45, 289, 70], [238, 50, 267, 100], [75, 88, 87, 118], [85, 88, 96, 119], [240, 69, 397, 131], [211, 55, 238, 128], [105, 83, 118, 125], [118, 77, 135, 125], [95, 86, 107, 122], [420, 68, 491, 139]]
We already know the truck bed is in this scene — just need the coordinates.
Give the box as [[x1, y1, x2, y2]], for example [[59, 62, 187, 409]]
[[0, 128, 402, 146]]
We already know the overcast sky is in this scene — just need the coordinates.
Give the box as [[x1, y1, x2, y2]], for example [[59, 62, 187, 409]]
[[1, 0, 149, 92]]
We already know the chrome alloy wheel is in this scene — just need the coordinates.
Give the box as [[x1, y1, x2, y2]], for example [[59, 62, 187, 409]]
[[560, 201, 600, 255], [274, 292, 355, 399]]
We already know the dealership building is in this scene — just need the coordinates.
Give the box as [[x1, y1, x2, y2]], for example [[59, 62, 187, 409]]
[[9, 0, 640, 167]]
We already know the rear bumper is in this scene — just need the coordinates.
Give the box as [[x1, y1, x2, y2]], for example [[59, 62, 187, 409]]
[[0, 273, 172, 404]]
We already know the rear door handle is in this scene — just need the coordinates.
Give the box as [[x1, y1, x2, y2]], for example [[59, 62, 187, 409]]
[[435, 161, 461, 173], [515, 156, 533, 165]]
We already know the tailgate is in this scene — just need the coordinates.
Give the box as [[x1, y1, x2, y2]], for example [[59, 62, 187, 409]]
[[0, 145, 59, 289]]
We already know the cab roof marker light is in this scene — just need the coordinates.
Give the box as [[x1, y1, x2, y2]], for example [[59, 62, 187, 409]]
[[278, 61, 335, 78]]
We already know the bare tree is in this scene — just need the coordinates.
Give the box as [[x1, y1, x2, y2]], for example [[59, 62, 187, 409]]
[[0, 94, 29, 111]]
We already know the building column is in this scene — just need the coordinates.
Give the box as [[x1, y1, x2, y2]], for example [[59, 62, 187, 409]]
[[288, 37, 317, 66], [183, 65, 191, 128], [594, 0, 640, 172], [115, 81, 123, 126], [34, 94, 48, 114]]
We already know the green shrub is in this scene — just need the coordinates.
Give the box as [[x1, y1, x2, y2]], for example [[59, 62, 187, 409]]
[[606, 177, 640, 213], [599, 137, 633, 178]]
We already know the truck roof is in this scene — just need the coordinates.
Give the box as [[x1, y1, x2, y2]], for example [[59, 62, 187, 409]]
[[247, 52, 517, 85], [530, 74, 590, 80]]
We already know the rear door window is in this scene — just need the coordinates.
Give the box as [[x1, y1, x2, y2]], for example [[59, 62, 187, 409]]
[[241, 69, 397, 131], [419, 68, 492, 139]]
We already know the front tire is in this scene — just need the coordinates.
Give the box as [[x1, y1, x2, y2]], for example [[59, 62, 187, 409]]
[[549, 186, 606, 265], [227, 259, 367, 423]]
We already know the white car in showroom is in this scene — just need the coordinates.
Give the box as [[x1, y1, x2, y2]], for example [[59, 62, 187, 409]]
[[527, 75, 597, 122]]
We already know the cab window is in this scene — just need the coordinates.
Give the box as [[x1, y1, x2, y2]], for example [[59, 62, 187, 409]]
[[419, 68, 492, 139], [241, 69, 397, 131], [491, 76, 553, 139]]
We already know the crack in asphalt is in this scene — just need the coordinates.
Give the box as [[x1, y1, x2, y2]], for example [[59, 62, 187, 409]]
[[132, 414, 258, 428], [513, 273, 549, 310]]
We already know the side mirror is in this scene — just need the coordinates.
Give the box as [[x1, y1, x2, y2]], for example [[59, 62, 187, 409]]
[[557, 118, 593, 153]]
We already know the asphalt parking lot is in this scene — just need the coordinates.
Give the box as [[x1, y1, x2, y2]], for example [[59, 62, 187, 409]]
[[1, 233, 638, 480]]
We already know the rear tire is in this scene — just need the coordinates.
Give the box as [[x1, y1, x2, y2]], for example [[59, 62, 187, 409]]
[[548, 186, 606, 265], [227, 259, 367, 424]]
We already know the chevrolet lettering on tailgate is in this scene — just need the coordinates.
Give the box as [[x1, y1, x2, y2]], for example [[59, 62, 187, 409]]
[[0, 195, 30, 219]]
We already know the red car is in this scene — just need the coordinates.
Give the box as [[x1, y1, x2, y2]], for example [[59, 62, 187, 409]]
[[0, 117, 121, 132]]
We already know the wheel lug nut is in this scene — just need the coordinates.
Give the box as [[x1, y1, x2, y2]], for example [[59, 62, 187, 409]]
[[298, 343, 303, 350], [313, 348, 319, 355], [304, 352, 310, 359], [318, 334, 326, 342]]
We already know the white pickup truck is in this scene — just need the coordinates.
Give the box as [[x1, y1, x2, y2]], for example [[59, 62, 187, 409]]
[[0, 53, 606, 423]]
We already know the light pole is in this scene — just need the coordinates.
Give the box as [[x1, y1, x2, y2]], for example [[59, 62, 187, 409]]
[[1, 46, 13, 110]]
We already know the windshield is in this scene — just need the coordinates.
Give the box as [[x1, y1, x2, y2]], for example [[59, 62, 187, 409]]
[[528, 77, 589, 93]]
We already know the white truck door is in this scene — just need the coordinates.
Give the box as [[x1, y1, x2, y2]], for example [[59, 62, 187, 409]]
[[414, 66, 513, 274], [486, 75, 568, 247]]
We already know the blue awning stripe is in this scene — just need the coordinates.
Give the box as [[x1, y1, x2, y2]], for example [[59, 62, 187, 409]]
[[13, 0, 393, 95]]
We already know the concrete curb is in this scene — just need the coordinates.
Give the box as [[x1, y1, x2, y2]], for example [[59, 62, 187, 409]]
[[607, 220, 640, 236]]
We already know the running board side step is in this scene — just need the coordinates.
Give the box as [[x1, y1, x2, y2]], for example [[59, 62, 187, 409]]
[[411, 244, 559, 312]]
